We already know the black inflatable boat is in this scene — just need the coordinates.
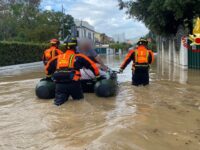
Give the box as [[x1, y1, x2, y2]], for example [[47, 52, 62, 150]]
[[35, 70, 118, 99]]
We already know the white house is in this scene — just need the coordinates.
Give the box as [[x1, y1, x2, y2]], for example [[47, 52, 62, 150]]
[[75, 20, 95, 42]]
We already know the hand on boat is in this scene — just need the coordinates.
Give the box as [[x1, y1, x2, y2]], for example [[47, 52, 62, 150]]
[[119, 68, 123, 74], [45, 75, 52, 81]]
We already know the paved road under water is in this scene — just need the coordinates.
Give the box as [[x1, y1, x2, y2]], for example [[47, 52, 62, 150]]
[[0, 55, 200, 150]]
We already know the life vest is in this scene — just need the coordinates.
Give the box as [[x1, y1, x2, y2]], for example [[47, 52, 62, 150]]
[[53, 51, 81, 82], [44, 47, 56, 60], [135, 46, 149, 64], [57, 53, 75, 69], [43, 46, 63, 66]]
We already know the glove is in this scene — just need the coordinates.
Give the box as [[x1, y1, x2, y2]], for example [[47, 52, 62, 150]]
[[45, 75, 52, 81], [119, 68, 123, 73], [95, 75, 102, 82], [103, 66, 109, 72]]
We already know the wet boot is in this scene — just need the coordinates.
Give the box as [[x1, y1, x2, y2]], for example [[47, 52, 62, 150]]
[[54, 81, 84, 106], [132, 67, 149, 86], [55, 83, 70, 106], [132, 72, 139, 86]]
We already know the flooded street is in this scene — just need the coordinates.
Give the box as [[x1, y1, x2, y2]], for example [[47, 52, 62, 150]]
[[0, 55, 200, 150]]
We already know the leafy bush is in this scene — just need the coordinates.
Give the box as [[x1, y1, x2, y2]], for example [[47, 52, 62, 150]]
[[0, 41, 48, 66], [109, 42, 132, 52], [0, 2, 75, 42]]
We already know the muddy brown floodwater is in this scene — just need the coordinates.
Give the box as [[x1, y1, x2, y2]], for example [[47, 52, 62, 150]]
[[0, 55, 200, 150]]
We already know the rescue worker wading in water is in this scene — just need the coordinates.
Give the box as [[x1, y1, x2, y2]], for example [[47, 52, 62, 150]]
[[119, 38, 154, 86], [45, 37, 100, 106], [42, 39, 63, 66]]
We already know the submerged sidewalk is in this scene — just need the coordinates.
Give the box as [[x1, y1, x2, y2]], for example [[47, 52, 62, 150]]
[[0, 62, 43, 76]]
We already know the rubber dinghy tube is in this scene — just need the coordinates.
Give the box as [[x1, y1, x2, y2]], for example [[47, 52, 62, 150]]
[[35, 78, 55, 99], [94, 79, 117, 97]]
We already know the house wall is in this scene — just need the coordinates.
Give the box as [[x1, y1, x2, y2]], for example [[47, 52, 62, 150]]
[[75, 20, 95, 42], [157, 36, 188, 69]]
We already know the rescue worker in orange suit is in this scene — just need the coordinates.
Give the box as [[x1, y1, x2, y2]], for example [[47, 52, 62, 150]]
[[45, 37, 100, 106], [42, 39, 63, 66], [119, 38, 154, 86]]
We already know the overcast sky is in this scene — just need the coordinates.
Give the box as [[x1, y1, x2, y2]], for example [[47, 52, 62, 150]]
[[40, 0, 149, 39]]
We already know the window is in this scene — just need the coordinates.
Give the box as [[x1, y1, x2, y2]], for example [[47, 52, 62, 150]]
[[88, 32, 91, 39], [77, 31, 79, 37], [84, 29, 86, 38]]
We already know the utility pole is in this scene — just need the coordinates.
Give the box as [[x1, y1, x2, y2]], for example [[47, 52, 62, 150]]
[[62, 4, 65, 40]]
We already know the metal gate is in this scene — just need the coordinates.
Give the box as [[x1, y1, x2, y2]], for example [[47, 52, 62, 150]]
[[188, 45, 200, 69]]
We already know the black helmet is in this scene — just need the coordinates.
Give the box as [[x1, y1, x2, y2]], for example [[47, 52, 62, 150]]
[[64, 36, 77, 50], [137, 38, 148, 46]]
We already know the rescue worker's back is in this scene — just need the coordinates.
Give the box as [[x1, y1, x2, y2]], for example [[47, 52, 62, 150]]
[[46, 50, 99, 82], [42, 39, 63, 65], [45, 37, 100, 106], [119, 38, 154, 86]]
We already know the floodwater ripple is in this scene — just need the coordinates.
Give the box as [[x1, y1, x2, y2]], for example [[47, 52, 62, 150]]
[[0, 55, 200, 150]]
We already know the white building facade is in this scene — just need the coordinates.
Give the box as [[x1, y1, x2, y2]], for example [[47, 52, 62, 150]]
[[75, 20, 95, 42]]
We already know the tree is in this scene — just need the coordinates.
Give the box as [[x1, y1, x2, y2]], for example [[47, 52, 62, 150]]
[[118, 0, 200, 36], [144, 32, 157, 52], [4, 0, 41, 6], [60, 14, 75, 40], [0, 1, 75, 42], [110, 42, 132, 52]]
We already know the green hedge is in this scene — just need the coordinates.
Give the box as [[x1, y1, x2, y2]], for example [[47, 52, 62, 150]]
[[0, 41, 49, 67]]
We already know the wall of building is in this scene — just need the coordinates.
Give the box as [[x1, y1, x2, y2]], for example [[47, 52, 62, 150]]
[[95, 44, 115, 55], [75, 20, 95, 42], [77, 28, 95, 41], [95, 32, 101, 44], [156, 36, 188, 69]]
